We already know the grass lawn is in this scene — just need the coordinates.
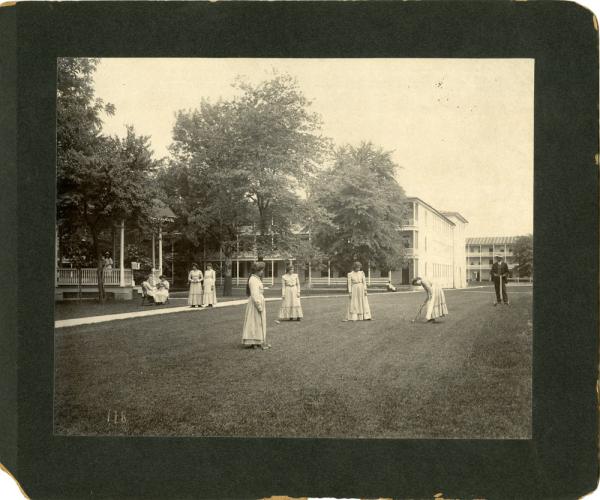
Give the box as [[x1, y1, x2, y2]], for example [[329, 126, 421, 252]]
[[54, 285, 532, 438]]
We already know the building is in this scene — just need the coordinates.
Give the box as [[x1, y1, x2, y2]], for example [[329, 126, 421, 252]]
[[387, 198, 468, 288], [465, 236, 518, 282]]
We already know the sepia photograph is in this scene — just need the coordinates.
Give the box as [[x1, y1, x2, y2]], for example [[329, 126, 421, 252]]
[[53, 57, 534, 439]]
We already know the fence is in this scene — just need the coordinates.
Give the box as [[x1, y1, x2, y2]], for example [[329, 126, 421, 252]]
[[56, 268, 133, 286]]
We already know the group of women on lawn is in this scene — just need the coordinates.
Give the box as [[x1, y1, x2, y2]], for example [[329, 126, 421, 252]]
[[240, 260, 448, 351], [187, 263, 218, 308]]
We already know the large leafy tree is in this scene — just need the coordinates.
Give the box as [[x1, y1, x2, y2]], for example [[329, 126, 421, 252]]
[[163, 99, 253, 295], [57, 58, 158, 300], [513, 234, 533, 277], [310, 142, 407, 274], [229, 74, 330, 256], [165, 74, 330, 294]]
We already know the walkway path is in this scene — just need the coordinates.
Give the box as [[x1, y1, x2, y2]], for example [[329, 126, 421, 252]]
[[54, 290, 420, 329]]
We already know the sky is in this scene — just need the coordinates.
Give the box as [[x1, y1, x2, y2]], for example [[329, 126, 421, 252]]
[[92, 58, 534, 238]]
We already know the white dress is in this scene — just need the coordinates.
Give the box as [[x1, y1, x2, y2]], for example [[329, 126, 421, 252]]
[[188, 270, 203, 306], [202, 269, 218, 306], [422, 278, 448, 320], [346, 270, 372, 321], [241, 275, 267, 346], [278, 273, 303, 319], [154, 280, 170, 304]]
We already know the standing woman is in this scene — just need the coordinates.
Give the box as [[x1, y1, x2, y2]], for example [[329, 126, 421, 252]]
[[345, 261, 372, 321], [242, 261, 270, 350], [187, 263, 203, 308], [202, 263, 218, 307], [412, 276, 448, 323], [278, 264, 303, 321]]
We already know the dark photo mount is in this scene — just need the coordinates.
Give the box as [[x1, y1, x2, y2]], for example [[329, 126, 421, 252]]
[[0, 1, 598, 498]]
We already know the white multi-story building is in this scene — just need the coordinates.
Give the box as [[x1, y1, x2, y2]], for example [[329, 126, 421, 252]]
[[465, 236, 519, 282], [389, 197, 468, 288]]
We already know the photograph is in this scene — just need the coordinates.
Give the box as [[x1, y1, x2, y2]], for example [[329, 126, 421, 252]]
[[53, 57, 534, 439]]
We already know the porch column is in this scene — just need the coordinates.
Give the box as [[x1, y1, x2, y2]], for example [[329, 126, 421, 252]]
[[55, 224, 59, 287], [367, 261, 371, 285], [119, 220, 125, 287], [388, 270, 392, 281], [158, 224, 163, 275], [236, 260, 240, 286], [271, 259, 275, 286], [171, 238, 175, 283], [327, 260, 331, 286], [308, 261, 312, 287], [152, 233, 156, 271]]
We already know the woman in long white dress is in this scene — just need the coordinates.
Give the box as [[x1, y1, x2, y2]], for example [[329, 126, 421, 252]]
[[412, 276, 448, 323], [202, 263, 218, 307], [141, 272, 157, 303], [345, 261, 372, 321], [278, 264, 303, 321], [242, 261, 270, 350], [187, 263, 203, 308], [154, 275, 170, 304]]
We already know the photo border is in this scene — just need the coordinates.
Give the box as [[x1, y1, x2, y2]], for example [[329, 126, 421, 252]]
[[5, 1, 598, 497]]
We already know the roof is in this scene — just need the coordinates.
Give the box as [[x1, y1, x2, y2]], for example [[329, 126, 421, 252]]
[[441, 211, 469, 224], [466, 236, 519, 245], [151, 199, 176, 221], [405, 197, 455, 226]]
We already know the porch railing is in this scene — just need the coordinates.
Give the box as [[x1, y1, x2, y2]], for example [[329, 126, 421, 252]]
[[56, 268, 133, 286]]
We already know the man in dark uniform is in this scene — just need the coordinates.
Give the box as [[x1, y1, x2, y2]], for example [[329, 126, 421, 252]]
[[491, 255, 509, 305]]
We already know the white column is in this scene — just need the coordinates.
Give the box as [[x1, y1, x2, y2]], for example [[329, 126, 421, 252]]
[[55, 225, 59, 287], [327, 260, 331, 286], [236, 260, 240, 286], [158, 224, 163, 275], [119, 220, 125, 287], [271, 259, 275, 286], [367, 261, 371, 285], [388, 270, 392, 281], [151, 233, 156, 271], [308, 261, 312, 287]]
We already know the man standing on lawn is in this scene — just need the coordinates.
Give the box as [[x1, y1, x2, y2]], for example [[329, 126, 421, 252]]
[[491, 255, 509, 305]]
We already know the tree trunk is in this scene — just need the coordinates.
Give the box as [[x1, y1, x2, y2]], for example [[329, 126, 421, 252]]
[[223, 254, 233, 296]]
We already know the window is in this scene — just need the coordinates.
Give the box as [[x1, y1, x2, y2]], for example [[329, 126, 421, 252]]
[[489, 259, 493, 265], [489, 247, 494, 253]]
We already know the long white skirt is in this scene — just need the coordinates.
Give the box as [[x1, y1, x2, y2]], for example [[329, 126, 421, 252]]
[[188, 282, 203, 306], [202, 278, 218, 306], [425, 285, 448, 320], [242, 296, 266, 345], [279, 286, 303, 319], [154, 288, 169, 304], [346, 283, 372, 321]]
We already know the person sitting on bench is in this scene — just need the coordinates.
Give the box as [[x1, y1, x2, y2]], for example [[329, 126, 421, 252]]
[[154, 275, 170, 304], [141, 273, 157, 303]]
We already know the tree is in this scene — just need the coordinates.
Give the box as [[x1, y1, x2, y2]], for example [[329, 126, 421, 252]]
[[513, 234, 533, 277], [310, 142, 407, 274], [163, 99, 253, 295], [230, 74, 330, 257], [165, 74, 330, 294], [57, 57, 158, 300]]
